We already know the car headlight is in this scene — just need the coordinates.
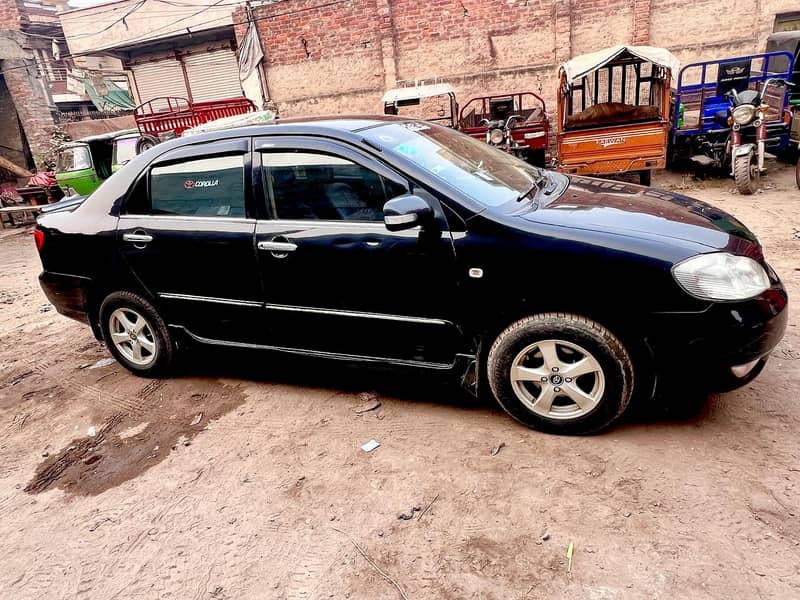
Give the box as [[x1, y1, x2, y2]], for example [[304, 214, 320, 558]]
[[732, 104, 756, 125], [672, 253, 770, 301], [489, 128, 505, 145]]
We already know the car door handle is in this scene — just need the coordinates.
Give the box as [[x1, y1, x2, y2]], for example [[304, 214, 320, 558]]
[[257, 241, 297, 252], [122, 232, 153, 244]]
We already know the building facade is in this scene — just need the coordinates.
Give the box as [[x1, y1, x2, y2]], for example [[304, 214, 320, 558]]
[[0, 0, 61, 171], [60, 0, 245, 105], [233, 0, 800, 118]]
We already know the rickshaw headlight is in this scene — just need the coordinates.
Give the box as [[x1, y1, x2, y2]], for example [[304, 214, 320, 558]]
[[732, 104, 756, 125], [672, 253, 770, 301], [489, 129, 505, 145]]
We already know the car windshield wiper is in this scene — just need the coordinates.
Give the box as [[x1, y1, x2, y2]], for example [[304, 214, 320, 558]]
[[516, 173, 546, 202]]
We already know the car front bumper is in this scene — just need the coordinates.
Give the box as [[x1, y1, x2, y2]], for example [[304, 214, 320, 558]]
[[646, 284, 788, 390]]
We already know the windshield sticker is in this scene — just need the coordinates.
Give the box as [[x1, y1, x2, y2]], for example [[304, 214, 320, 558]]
[[216, 205, 231, 216], [430, 164, 445, 175], [402, 122, 430, 132], [395, 144, 418, 156]]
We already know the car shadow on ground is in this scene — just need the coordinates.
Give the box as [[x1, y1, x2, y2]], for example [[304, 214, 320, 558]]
[[176, 345, 714, 430], [180, 345, 485, 411]]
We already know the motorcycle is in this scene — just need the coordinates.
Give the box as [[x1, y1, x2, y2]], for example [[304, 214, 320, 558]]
[[728, 78, 793, 194], [480, 115, 529, 160]]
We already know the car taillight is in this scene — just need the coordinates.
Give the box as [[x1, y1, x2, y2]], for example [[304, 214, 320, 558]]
[[33, 229, 44, 252]]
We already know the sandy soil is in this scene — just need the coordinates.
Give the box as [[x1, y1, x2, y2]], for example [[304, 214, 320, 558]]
[[1, 164, 799, 599]]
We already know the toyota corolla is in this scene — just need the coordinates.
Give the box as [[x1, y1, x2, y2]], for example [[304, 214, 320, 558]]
[[34, 116, 788, 434]]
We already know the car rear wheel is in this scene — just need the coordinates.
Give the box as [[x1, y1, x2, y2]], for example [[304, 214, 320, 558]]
[[487, 313, 633, 434], [99, 291, 174, 377]]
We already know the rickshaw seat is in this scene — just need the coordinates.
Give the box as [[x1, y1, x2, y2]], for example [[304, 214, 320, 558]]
[[565, 102, 660, 129]]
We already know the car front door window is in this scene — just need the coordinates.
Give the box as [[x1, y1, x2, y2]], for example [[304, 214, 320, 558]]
[[262, 152, 405, 221]]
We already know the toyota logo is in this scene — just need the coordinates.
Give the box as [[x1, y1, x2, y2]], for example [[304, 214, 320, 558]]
[[184, 180, 195, 189]]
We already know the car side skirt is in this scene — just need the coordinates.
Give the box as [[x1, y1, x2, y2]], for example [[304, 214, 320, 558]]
[[171, 324, 476, 374]]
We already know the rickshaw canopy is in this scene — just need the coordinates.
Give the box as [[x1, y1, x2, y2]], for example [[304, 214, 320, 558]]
[[561, 45, 681, 86], [382, 83, 456, 104]]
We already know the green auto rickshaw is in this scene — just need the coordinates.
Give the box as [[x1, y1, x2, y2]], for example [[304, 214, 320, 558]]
[[55, 129, 140, 196]]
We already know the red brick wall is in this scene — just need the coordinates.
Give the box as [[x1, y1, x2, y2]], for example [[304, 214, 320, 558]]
[[1, 0, 58, 170], [237, 0, 797, 118], [0, 0, 23, 29], [2, 62, 57, 169]]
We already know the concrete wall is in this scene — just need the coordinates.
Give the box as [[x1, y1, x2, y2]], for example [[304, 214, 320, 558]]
[[235, 0, 798, 118], [60, 0, 235, 55]]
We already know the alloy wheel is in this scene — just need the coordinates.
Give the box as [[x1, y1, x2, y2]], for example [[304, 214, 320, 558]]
[[510, 339, 605, 420], [108, 307, 157, 367]]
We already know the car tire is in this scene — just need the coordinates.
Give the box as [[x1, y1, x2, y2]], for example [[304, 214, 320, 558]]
[[487, 313, 633, 434], [99, 291, 174, 377]]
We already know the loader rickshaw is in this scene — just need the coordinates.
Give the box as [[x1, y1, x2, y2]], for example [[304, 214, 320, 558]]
[[556, 45, 680, 186], [670, 51, 794, 194]]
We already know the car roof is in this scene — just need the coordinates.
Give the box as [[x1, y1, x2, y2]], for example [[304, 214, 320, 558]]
[[161, 114, 411, 148]]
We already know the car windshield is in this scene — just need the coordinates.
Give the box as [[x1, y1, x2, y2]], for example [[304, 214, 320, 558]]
[[112, 137, 139, 166], [363, 121, 546, 208], [56, 146, 92, 172]]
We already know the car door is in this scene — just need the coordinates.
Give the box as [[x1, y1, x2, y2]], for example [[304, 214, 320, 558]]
[[253, 136, 462, 365], [117, 138, 263, 344]]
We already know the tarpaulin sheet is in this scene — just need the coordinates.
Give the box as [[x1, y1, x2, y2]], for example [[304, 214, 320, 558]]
[[561, 45, 681, 85]]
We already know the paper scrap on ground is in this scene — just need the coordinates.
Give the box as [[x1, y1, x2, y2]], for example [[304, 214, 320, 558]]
[[361, 439, 381, 452]]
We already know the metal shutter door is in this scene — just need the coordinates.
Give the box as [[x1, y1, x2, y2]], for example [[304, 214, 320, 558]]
[[131, 60, 188, 102], [184, 49, 243, 101]]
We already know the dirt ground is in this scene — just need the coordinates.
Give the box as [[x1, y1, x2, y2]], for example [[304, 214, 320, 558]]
[[1, 164, 799, 600]]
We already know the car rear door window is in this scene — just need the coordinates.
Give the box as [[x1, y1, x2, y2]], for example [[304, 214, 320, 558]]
[[262, 152, 405, 221], [134, 155, 246, 217]]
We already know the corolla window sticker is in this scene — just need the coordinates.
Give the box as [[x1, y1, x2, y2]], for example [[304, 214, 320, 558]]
[[183, 178, 220, 189]]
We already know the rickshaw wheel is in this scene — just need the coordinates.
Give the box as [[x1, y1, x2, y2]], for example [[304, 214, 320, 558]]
[[733, 151, 760, 195], [136, 135, 159, 155], [795, 156, 800, 190]]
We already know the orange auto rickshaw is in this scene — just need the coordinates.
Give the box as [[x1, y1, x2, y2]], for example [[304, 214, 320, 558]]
[[556, 45, 680, 185]]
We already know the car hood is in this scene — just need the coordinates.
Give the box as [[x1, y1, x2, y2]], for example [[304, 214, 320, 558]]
[[519, 176, 758, 251]]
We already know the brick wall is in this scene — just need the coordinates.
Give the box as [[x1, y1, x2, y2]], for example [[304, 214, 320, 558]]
[[0, 0, 22, 29], [238, 0, 794, 118], [2, 60, 57, 169], [1, 0, 58, 171], [0, 75, 28, 170]]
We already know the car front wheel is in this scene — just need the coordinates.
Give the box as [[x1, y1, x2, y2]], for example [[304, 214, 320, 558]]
[[99, 291, 174, 377], [487, 313, 633, 434]]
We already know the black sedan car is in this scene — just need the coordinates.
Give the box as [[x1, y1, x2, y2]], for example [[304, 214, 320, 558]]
[[34, 116, 788, 434]]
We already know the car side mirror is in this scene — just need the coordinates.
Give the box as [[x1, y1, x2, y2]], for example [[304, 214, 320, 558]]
[[383, 194, 433, 232]]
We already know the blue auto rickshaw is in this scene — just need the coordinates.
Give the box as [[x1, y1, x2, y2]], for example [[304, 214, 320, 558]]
[[670, 51, 794, 171]]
